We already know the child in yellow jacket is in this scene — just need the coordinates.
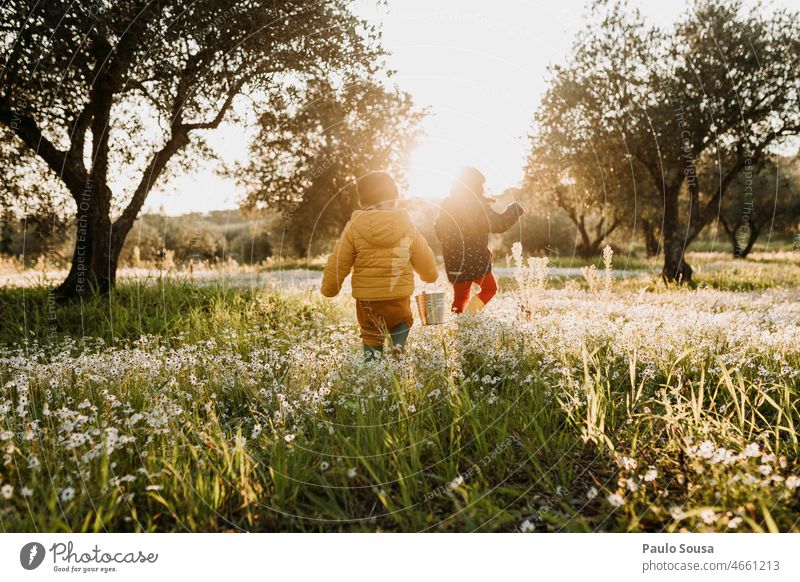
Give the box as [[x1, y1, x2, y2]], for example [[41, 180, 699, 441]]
[[321, 172, 438, 358]]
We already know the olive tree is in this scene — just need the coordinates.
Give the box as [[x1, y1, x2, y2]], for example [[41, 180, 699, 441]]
[[0, 0, 382, 297], [528, 0, 800, 282], [239, 77, 423, 256]]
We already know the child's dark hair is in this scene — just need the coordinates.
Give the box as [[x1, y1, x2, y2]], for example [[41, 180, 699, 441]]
[[450, 166, 486, 200], [356, 171, 399, 208]]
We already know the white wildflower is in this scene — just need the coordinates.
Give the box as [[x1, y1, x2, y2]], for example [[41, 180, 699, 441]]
[[743, 443, 760, 457], [697, 440, 714, 459], [602, 245, 613, 293], [448, 475, 465, 490], [607, 493, 625, 508], [700, 509, 718, 524]]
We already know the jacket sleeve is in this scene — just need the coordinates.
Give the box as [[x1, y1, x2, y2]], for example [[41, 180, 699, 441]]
[[410, 229, 438, 283], [487, 203, 524, 233], [320, 225, 356, 297]]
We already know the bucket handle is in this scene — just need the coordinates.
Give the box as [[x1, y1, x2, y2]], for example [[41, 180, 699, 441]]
[[422, 282, 438, 295]]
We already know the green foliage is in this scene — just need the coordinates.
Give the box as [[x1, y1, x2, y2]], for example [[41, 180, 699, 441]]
[[240, 77, 425, 256], [120, 211, 274, 266], [0, 282, 332, 347]]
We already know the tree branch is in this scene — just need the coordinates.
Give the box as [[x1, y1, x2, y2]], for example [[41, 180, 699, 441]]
[[113, 81, 244, 247], [594, 215, 605, 238], [0, 103, 88, 193], [112, 129, 190, 247], [692, 124, 800, 239], [719, 216, 734, 238], [178, 82, 242, 132], [592, 218, 619, 247], [66, 102, 93, 169]]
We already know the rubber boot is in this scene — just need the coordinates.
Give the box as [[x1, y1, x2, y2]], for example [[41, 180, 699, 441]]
[[389, 321, 410, 351], [363, 344, 383, 361], [465, 295, 486, 315]]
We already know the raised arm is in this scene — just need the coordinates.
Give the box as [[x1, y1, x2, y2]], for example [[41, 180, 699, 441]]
[[320, 225, 356, 297], [487, 202, 525, 233], [410, 229, 438, 283]]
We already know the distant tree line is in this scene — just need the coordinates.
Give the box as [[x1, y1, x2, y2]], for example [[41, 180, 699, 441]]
[[512, 155, 800, 260], [0, 210, 273, 267]]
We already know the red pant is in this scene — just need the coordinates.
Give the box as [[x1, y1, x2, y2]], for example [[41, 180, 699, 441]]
[[451, 273, 497, 313]]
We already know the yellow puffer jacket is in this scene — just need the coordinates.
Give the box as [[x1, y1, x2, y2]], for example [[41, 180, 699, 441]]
[[321, 209, 438, 300]]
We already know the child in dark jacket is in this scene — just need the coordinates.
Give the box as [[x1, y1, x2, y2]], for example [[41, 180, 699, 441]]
[[435, 167, 524, 314]]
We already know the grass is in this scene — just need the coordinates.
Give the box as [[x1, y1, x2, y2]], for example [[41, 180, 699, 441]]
[[543, 255, 653, 271], [261, 256, 326, 272], [0, 254, 798, 532], [0, 283, 331, 347], [495, 250, 800, 292]]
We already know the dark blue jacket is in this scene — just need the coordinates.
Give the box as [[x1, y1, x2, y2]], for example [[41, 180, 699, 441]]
[[435, 196, 523, 283]]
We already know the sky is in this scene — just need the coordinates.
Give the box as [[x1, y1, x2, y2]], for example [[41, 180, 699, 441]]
[[143, 0, 784, 215], [354, 0, 689, 201]]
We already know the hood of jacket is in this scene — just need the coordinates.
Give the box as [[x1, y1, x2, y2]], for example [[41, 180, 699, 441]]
[[349, 209, 412, 248]]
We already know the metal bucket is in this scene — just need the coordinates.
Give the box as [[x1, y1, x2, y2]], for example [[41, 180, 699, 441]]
[[416, 291, 446, 325]]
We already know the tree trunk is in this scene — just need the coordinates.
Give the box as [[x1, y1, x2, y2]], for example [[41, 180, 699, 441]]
[[574, 215, 605, 258], [55, 241, 121, 299], [660, 183, 693, 284], [642, 220, 660, 257], [576, 240, 601, 259], [720, 217, 738, 258], [661, 234, 693, 284], [55, 216, 124, 300], [734, 223, 759, 259], [722, 218, 760, 259], [54, 179, 123, 300]]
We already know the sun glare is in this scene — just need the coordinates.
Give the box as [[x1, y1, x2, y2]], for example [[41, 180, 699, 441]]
[[404, 141, 470, 201]]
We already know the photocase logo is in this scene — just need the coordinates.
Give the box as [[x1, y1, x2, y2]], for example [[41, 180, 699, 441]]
[[20, 542, 46, 570]]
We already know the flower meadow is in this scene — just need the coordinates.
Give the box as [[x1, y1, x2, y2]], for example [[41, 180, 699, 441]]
[[0, 249, 799, 532]]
